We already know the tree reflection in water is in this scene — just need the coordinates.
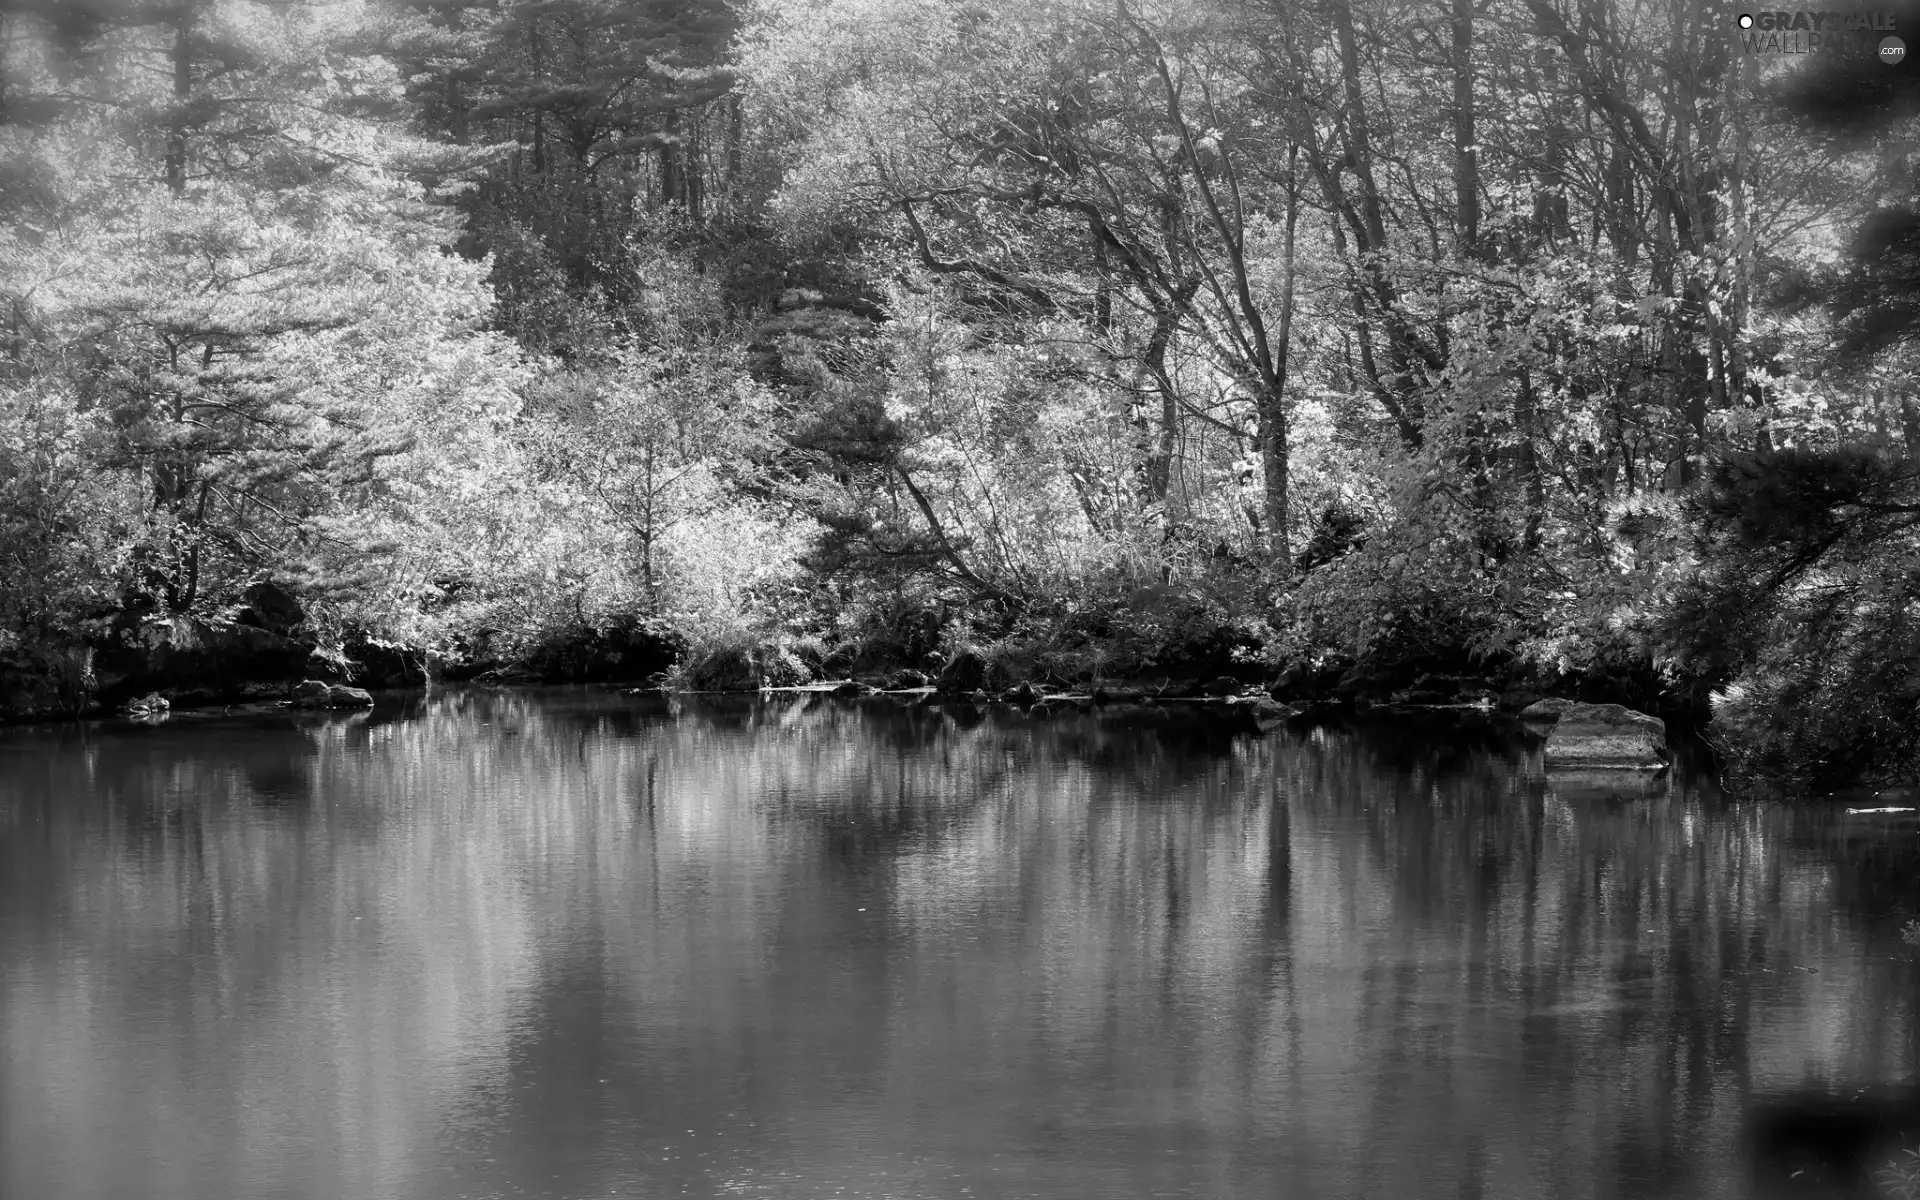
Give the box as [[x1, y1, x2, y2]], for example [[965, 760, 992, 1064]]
[[0, 690, 1915, 1200]]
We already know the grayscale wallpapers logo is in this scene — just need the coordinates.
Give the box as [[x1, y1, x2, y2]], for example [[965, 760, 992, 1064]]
[[1735, 9, 1904, 58]]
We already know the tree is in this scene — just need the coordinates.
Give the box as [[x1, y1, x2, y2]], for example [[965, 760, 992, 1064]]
[[524, 341, 775, 602], [0, 0, 507, 622], [1666, 448, 1920, 785], [754, 0, 1308, 564], [387, 0, 742, 356]]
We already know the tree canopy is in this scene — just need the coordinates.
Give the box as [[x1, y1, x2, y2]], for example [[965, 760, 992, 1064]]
[[1, 0, 1916, 783]]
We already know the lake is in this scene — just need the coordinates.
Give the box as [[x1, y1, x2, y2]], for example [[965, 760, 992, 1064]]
[[2, 689, 1916, 1199]]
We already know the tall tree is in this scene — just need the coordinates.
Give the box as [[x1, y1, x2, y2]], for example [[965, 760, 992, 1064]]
[[1, 0, 504, 615]]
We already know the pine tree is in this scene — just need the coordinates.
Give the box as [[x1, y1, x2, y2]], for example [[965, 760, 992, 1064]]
[[386, 0, 740, 353], [1, 0, 506, 616]]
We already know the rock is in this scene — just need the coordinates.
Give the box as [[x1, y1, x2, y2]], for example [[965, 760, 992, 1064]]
[[0, 643, 96, 719], [344, 634, 429, 688], [1209, 693, 1299, 732], [289, 680, 374, 709], [1205, 675, 1244, 697], [1543, 702, 1668, 768], [1001, 680, 1041, 704], [1230, 694, 1296, 719], [1268, 662, 1314, 700], [234, 580, 305, 637], [936, 649, 988, 693], [1033, 689, 1090, 710], [1521, 696, 1579, 721], [885, 668, 931, 690], [94, 616, 310, 706], [1334, 665, 1392, 702], [830, 679, 873, 697], [123, 692, 170, 716]]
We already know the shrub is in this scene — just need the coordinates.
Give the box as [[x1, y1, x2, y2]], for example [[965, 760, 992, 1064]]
[[1667, 448, 1920, 787]]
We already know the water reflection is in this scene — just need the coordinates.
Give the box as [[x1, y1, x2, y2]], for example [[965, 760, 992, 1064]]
[[0, 692, 1915, 1200]]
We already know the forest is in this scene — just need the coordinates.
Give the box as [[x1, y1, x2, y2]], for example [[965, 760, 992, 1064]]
[[1, 0, 1917, 790]]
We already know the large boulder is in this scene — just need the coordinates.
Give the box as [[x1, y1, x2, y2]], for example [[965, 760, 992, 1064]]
[[1229, 693, 1297, 726], [936, 649, 988, 694], [289, 680, 374, 709], [123, 692, 170, 717], [1267, 661, 1315, 700], [1543, 702, 1668, 768], [94, 616, 311, 705], [234, 580, 305, 638], [327, 685, 374, 708], [1520, 696, 1579, 722]]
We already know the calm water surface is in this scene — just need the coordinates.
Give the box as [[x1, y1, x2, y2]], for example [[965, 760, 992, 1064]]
[[2, 690, 1917, 1200]]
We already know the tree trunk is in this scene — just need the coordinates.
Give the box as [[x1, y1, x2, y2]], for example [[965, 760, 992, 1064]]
[[1450, 0, 1481, 259], [686, 113, 704, 221], [724, 93, 743, 195], [1330, 0, 1387, 249], [1137, 303, 1177, 503], [896, 466, 997, 598], [1257, 382, 1289, 566], [444, 4, 469, 145], [1264, 159, 1301, 565], [660, 112, 684, 208]]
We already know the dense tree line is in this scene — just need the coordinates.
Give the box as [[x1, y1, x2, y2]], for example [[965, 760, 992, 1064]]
[[1, 0, 1916, 786]]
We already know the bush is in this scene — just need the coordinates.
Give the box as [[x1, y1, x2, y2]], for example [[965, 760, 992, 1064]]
[[1666, 448, 1920, 788], [669, 632, 812, 690]]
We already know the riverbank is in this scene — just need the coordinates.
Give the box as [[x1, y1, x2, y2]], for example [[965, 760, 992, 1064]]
[[0, 613, 1697, 729]]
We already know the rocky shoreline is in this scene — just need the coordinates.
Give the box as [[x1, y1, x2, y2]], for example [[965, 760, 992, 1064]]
[[0, 583, 1694, 732]]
